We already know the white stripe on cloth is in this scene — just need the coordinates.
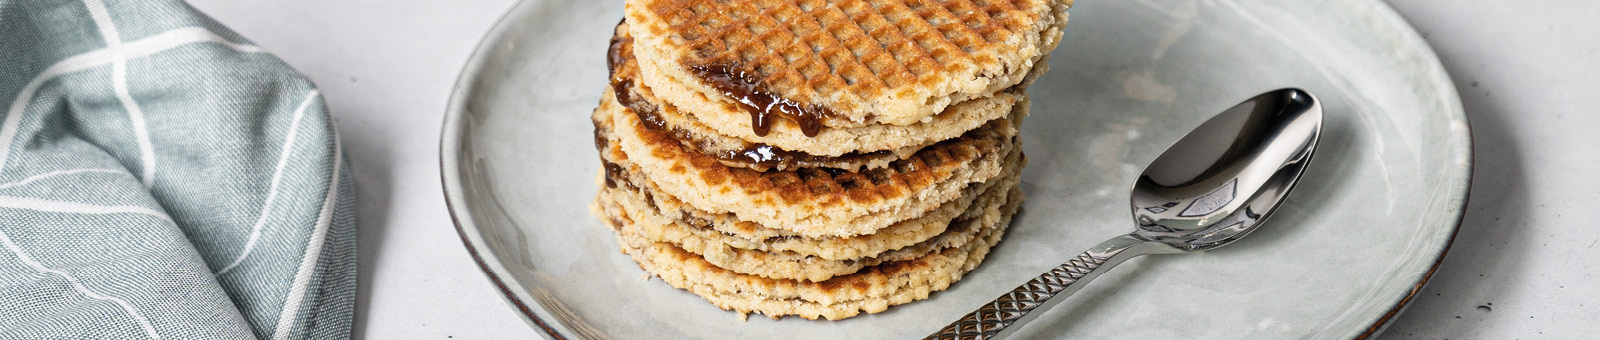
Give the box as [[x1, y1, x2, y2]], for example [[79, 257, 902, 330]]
[[215, 90, 320, 275], [0, 195, 174, 223], [0, 194, 180, 340], [0, 27, 265, 177], [83, 0, 157, 189], [0, 169, 124, 190], [272, 126, 342, 340], [0, 230, 161, 339]]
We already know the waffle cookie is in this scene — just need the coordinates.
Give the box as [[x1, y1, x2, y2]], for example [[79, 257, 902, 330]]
[[595, 182, 1024, 320], [610, 91, 1020, 238], [588, 0, 1070, 321], [593, 82, 1028, 318], [598, 105, 1023, 281], [602, 140, 1020, 263], [611, 18, 1053, 159], [625, 0, 1070, 129]]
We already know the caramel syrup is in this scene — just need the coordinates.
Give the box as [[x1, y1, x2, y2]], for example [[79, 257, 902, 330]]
[[602, 161, 625, 188], [618, 80, 888, 170], [607, 24, 885, 171], [688, 63, 829, 137]]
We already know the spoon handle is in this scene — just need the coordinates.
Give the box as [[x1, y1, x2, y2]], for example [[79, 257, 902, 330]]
[[928, 234, 1157, 339]]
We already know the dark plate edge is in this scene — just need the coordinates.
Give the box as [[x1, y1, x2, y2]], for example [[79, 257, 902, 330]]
[[444, 191, 569, 340]]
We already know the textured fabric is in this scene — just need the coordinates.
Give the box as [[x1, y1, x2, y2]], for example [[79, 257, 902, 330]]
[[0, 1, 356, 339]]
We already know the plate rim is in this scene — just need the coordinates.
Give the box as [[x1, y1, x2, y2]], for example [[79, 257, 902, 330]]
[[439, 0, 572, 338], [437, 0, 1474, 338], [1347, 1, 1474, 337]]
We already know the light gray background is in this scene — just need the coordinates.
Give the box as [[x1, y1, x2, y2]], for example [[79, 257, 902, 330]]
[[183, 0, 1598, 338]]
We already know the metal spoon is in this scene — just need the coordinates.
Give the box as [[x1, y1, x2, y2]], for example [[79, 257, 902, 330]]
[[929, 88, 1323, 339]]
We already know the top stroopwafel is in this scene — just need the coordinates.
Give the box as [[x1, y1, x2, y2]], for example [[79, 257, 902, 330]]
[[610, 21, 1045, 163], [625, 0, 1070, 132]]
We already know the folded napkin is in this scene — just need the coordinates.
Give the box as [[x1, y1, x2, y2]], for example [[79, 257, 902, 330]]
[[0, 1, 356, 339]]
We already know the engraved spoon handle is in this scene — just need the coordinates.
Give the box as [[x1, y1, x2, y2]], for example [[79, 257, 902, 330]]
[[927, 234, 1159, 339]]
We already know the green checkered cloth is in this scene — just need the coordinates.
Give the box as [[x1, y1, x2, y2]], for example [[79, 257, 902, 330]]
[[0, 1, 356, 339]]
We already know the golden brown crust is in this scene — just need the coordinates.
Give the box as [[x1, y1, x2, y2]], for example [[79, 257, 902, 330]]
[[597, 153, 1021, 281], [606, 86, 1022, 237], [595, 101, 1029, 262], [596, 184, 1024, 320], [627, 0, 1070, 127], [610, 20, 1039, 165]]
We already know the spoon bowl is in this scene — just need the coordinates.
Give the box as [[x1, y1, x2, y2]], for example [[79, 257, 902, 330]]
[[1133, 88, 1321, 251], [930, 88, 1323, 339]]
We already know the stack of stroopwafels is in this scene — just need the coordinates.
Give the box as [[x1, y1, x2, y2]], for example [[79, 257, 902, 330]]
[[590, 0, 1071, 320]]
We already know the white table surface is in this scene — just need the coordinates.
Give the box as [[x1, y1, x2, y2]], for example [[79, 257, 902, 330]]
[[184, 0, 1600, 338]]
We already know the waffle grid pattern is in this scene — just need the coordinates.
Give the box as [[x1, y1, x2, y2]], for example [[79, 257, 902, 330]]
[[648, 0, 1043, 106]]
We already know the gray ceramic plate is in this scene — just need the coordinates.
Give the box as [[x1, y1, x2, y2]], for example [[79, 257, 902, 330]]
[[441, 0, 1472, 338]]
